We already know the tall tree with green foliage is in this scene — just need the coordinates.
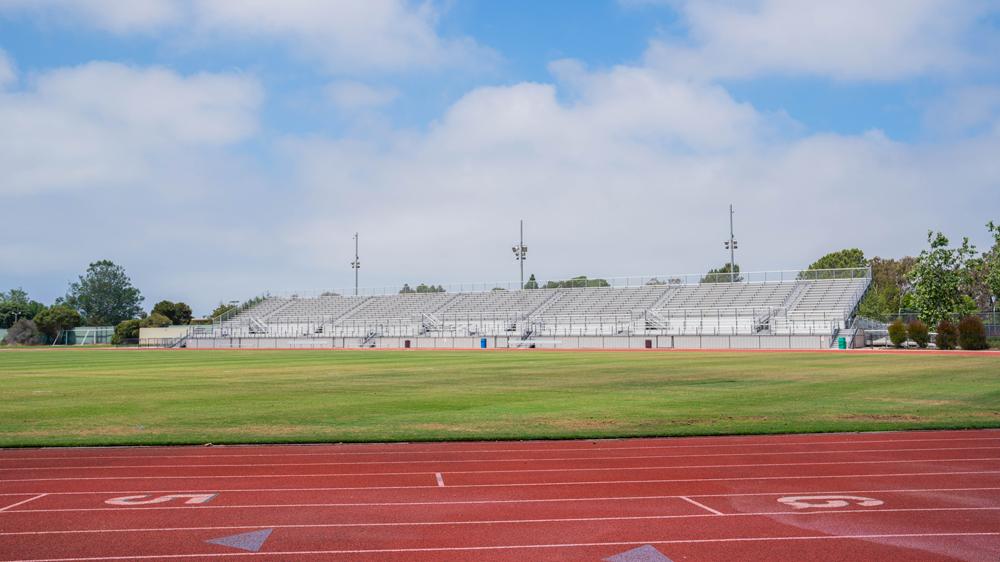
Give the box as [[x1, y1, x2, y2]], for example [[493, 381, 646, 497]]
[[806, 248, 866, 270], [61, 260, 144, 326], [987, 221, 1000, 309], [0, 288, 46, 329], [33, 305, 82, 340], [523, 274, 539, 289], [701, 264, 742, 283], [151, 301, 193, 325], [907, 232, 977, 325], [857, 256, 917, 321], [802, 248, 867, 279]]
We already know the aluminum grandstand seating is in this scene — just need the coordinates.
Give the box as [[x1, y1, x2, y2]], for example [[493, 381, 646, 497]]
[[205, 269, 870, 341]]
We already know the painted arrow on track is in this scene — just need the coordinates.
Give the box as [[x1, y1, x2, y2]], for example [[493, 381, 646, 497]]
[[205, 528, 273, 552], [604, 544, 674, 562]]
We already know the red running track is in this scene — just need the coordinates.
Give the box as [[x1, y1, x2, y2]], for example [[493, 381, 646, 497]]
[[1, 429, 999, 561]]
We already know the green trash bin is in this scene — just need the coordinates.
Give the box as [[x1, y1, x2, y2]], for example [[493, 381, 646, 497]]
[[837, 336, 847, 350]]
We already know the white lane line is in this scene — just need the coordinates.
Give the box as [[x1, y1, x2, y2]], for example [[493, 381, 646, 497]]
[[5, 457, 998, 482], [4, 470, 1000, 498], [5, 532, 1000, 561], [2, 446, 996, 471], [435, 473, 444, 487], [3, 506, 1000, 536], [8, 487, 1000, 514], [679, 496, 724, 515], [0, 494, 47, 513], [3, 435, 998, 462]]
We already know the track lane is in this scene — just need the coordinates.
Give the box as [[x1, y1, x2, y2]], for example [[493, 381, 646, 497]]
[[3, 430, 1000, 561], [1, 489, 998, 535], [4, 509, 1000, 560], [3, 447, 997, 475]]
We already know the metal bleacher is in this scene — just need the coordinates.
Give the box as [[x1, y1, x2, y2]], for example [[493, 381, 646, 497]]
[[206, 268, 870, 341]]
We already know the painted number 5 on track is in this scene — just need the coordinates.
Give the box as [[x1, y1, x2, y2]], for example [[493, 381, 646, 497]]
[[105, 493, 218, 506]]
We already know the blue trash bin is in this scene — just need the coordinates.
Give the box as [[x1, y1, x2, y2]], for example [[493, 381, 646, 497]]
[[480, 338, 487, 349]]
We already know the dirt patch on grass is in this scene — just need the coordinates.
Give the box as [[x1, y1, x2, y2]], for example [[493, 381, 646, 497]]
[[409, 423, 495, 433], [870, 398, 961, 407], [541, 415, 772, 431], [834, 414, 923, 422]]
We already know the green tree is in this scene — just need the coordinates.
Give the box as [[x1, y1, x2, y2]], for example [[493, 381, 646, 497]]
[[140, 312, 171, 328], [111, 319, 141, 345], [987, 221, 1000, 308], [401, 284, 445, 293], [151, 301, 193, 325], [210, 302, 237, 318], [0, 288, 46, 329], [33, 305, 82, 340], [544, 276, 611, 288], [963, 256, 993, 313], [62, 260, 144, 325], [803, 248, 867, 279], [523, 274, 539, 290], [907, 232, 977, 325], [173, 302, 193, 325], [857, 256, 917, 321], [701, 264, 742, 283]]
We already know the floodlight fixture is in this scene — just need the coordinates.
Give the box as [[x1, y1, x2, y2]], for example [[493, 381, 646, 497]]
[[351, 233, 360, 296], [512, 220, 527, 289]]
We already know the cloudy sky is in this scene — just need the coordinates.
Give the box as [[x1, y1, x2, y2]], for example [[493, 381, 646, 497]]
[[2, 0, 999, 315]]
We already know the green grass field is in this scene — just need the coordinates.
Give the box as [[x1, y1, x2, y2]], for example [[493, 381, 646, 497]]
[[1, 348, 998, 447]]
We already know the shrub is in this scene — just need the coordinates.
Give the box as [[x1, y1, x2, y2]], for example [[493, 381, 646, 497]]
[[935, 320, 958, 350], [140, 312, 171, 328], [33, 305, 82, 340], [111, 319, 141, 345], [907, 319, 929, 348], [958, 316, 988, 350], [1, 318, 42, 345], [888, 319, 907, 348], [151, 301, 192, 325]]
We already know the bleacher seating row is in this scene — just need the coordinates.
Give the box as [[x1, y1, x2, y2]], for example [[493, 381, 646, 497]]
[[205, 274, 870, 339]]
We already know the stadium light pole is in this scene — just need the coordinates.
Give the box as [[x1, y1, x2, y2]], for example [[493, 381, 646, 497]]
[[351, 232, 360, 296], [512, 220, 527, 290], [723, 204, 738, 282]]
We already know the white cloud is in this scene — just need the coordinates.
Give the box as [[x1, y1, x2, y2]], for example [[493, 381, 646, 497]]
[[0, 49, 16, 88], [648, 0, 991, 81], [326, 81, 398, 110], [192, 0, 495, 73], [273, 62, 999, 294], [0, 60, 261, 195], [0, 0, 181, 33], [924, 86, 1000, 136], [0, 0, 495, 74]]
